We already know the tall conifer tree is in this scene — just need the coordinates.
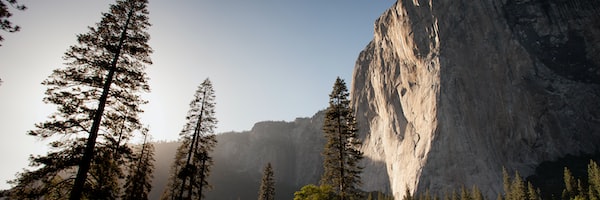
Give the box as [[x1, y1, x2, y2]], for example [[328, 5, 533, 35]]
[[162, 78, 217, 200], [259, 162, 275, 200], [321, 77, 363, 200], [8, 0, 152, 199], [122, 130, 155, 200]]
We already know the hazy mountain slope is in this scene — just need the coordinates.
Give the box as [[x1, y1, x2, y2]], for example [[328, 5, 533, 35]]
[[150, 111, 326, 199]]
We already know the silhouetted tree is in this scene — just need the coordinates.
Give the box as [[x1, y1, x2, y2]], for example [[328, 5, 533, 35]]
[[122, 130, 155, 200], [321, 77, 363, 200], [0, 0, 26, 46], [259, 162, 275, 200], [162, 78, 217, 200], [88, 146, 122, 199], [8, 0, 152, 199]]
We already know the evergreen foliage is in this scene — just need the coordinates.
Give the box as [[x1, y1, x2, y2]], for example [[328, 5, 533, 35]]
[[294, 184, 340, 200], [122, 130, 155, 200], [0, 0, 26, 46], [8, 0, 152, 199], [587, 160, 600, 199], [162, 78, 217, 200], [404, 186, 485, 200], [500, 169, 541, 200], [258, 162, 275, 200], [402, 161, 600, 200], [472, 186, 484, 200], [377, 191, 395, 200], [321, 77, 363, 200], [561, 160, 600, 200]]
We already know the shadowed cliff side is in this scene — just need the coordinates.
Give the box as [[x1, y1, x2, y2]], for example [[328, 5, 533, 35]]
[[351, 0, 600, 198]]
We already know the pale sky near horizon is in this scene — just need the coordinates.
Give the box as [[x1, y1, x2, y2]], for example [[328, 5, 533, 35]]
[[0, 0, 393, 189]]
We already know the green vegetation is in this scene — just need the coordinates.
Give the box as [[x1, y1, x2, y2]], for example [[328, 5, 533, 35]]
[[161, 78, 217, 200], [499, 168, 540, 200], [401, 185, 483, 200], [366, 191, 395, 200], [294, 184, 340, 200], [400, 160, 600, 200], [321, 77, 364, 200], [561, 160, 600, 200], [258, 162, 276, 200]]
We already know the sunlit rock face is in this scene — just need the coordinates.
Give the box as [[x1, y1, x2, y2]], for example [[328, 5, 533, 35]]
[[351, 0, 600, 198]]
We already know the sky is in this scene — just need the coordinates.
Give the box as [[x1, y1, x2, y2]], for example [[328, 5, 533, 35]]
[[0, 0, 393, 189]]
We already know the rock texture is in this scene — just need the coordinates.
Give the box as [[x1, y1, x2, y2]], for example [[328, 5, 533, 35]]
[[351, 0, 600, 198], [150, 112, 327, 199]]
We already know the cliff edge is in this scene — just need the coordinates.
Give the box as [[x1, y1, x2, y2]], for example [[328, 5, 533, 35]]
[[351, 0, 600, 198]]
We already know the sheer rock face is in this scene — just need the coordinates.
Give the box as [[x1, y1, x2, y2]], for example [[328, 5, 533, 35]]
[[351, 0, 600, 198]]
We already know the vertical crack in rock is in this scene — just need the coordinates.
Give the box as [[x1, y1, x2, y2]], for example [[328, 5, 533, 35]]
[[352, 0, 600, 198]]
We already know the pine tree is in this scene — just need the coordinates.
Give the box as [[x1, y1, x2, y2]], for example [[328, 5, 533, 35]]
[[87, 145, 122, 199], [321, 77, 363, 200], [460, 185, 471, 200], [451, 190, 459, 200], [258, 162, 275, 200], [122, 130, 155, 200], [563, 167, 577, 200], [424, 189, 433, 200], [502, 167, 511, 200], [8, 0, 152, 199], [501, 169, 541, 200], [162, 78, 217, 200], [588, 160, 600, 199], [472, 185, 484, 200], [511, 171, 527, 200], [526, 182, 540, 200], [0, 0, 26, 46]]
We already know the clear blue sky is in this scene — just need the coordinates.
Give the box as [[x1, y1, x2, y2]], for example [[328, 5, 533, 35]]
[[0, 0, 393, 189]]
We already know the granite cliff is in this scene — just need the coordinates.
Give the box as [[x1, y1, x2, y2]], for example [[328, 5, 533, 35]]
[[352, 0, 600, 198], [149, 1, 600, 199]]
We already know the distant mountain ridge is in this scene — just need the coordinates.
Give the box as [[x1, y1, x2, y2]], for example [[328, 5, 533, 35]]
[[150, 111, 327, 199]]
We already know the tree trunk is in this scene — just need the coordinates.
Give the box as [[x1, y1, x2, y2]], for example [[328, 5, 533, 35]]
[[180, 90, 207, 199], [69, 9, 134, 200], [198, 152, 207, 200], [337, 103, 345, 200]]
